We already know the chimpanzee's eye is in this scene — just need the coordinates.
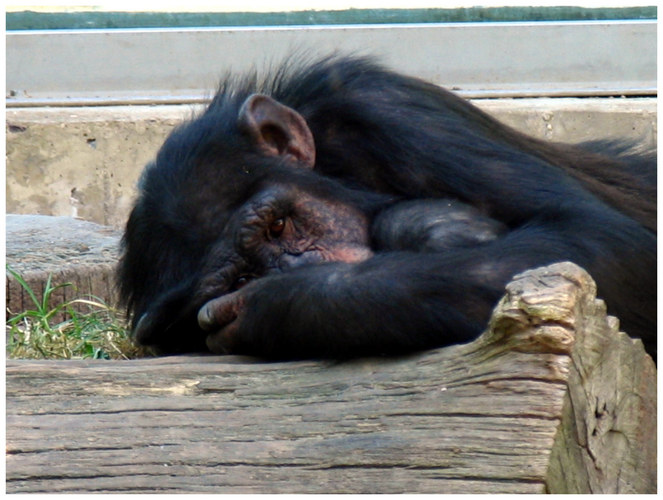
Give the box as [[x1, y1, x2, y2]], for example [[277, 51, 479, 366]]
[[234, 275, 253, 290], [269, 218, 286, 238]]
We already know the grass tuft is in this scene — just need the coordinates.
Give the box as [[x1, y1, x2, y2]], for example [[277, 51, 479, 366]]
[[6, 266, 151, 360]]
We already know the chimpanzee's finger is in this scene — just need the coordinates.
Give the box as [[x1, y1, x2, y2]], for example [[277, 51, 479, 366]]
[[197, 291, 243, 331]]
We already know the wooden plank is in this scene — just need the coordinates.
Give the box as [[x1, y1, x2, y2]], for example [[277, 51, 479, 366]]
[[6, 262, 656, 494]]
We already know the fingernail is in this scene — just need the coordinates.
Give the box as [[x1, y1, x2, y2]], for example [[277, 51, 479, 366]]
[[197, 305, 213, 330]]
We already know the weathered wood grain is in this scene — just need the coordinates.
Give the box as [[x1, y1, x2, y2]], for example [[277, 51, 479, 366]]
[[6, 262, 656, 494]]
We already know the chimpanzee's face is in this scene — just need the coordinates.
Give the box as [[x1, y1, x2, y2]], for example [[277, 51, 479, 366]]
[[192, 181, 373, 302]]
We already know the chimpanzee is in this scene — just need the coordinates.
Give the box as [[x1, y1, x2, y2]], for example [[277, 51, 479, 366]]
[[118, 55, 656, 360]]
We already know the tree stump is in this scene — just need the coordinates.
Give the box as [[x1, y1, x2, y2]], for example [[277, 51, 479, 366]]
[[5, 262, 656, 494], [6, 214, 121, 319]]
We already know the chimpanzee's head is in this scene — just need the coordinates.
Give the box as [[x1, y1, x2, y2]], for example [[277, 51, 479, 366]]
[[118, 92, 384, 353]]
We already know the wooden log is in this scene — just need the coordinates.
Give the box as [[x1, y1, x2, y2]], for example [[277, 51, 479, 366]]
[[6, 262, 656, 494]]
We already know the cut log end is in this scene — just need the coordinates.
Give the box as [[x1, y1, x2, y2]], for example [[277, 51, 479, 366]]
[[485, 262, 603, 355]]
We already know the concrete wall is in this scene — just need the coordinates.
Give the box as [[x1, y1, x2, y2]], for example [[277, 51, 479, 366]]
[[6, 97, 656, 229]]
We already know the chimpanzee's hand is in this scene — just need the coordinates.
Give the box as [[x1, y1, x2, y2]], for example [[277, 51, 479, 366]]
[[197, 287, 250, 354]]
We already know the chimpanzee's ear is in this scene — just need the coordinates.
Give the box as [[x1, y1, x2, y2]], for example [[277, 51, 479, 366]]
[[238, 94, 316, 168]]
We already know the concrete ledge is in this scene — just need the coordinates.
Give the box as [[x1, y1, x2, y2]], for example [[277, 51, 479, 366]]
[[6, 97, 657, 229]]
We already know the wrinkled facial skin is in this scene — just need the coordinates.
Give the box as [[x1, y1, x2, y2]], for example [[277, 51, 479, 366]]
[[234, 184, 373, 271], [194, 182, 373, 307]]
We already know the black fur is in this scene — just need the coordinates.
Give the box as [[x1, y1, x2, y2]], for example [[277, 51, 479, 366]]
[[119, 55, 656, 359]]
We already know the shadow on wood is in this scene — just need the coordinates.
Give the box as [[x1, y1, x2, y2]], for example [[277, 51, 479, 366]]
[[6, 262, 656, 494]]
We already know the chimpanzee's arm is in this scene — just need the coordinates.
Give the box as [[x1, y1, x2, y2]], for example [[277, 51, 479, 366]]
[[199, 210, 655, 360], [372, 199, 507, 252]]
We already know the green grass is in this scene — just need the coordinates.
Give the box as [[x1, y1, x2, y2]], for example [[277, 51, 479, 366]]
[[6, 266, 151, 360]]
